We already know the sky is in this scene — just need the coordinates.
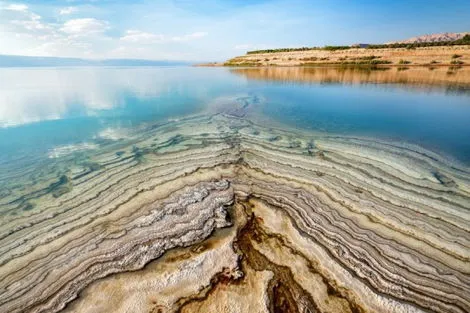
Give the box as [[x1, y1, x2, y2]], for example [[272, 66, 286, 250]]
[[0, 0, 469, 61]]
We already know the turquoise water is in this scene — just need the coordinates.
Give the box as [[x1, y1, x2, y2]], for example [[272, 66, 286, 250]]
[[259, 83, 470, 163], [1, 66, 470, 164]]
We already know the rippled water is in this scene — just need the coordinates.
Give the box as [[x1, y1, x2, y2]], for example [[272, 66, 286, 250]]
[[1, 66, 470, 164]]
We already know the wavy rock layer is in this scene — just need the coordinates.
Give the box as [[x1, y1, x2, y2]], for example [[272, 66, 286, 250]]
[[0, 111, 469, 313]]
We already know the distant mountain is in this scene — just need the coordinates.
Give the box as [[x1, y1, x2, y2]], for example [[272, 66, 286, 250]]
[[0, 55, 190, 67], [389, 32, 469, 44]]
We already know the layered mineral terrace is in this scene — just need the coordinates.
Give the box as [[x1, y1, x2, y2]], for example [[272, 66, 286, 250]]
[[0, 108, 469, 313]]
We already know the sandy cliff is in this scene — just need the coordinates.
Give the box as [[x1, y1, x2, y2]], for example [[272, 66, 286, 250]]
[[222, 45, 470, 67]]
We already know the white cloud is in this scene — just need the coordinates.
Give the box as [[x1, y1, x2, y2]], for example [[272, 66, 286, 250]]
[[59, 7, 78, 15], [1, 3, 53, 34], [120, 30, 164, 43], [48, 143, 98, 159], [11, 13, 51, 32], [4, 3, 28, 12], [119, 30, 208, 45], [97, 127, 130, 141], [61, 18, 109, 36], [171, 31, 208, 42], [0, 68, 174, 127], [0, 2, 212, 60], [0, 4, 110, 58]]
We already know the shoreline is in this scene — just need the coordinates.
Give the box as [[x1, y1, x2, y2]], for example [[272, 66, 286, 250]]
[[197, 45, 470, 67], [196, 63, 470, 68]]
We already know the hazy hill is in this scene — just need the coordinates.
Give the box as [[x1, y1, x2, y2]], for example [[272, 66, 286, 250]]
[[0, 55, 189, 67], [389, 32, 469, 44]]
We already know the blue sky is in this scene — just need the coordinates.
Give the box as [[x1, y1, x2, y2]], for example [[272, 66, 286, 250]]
[[0, 0, 469, 61]]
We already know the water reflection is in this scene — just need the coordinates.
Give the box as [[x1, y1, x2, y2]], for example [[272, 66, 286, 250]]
[[230, 66, 470, 94], [0, 67, 229, 128], [0, 67, 240, 164], [1, 66, 469, 165]]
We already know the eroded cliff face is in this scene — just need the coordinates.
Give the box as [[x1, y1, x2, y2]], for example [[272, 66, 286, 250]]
[[1, 111, 469, 313]]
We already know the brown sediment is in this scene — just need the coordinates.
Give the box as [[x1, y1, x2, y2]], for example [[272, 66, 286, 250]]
[[174, 200, 368, 313], [237, 201, 366, 313], [236, 209, 320, 313]]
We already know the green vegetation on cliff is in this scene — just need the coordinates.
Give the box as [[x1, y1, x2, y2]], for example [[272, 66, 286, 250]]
[[246, 35, 470, 55]]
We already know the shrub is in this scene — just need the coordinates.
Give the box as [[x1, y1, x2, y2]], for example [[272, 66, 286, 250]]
[[362, 55, 379, 60], [370, 60, 392, 64], [366, 37, 470, 49], [247, 47, 316, 54], [223, 61, 261, 67], [323, 45, 350, 51], [300, 57, 317, 61], [452, 54, 462, 59], [446, 68, 458, 75], [398, 59, 411, 64], [338, 60, 392, 65], [450, 60, 464, 65]]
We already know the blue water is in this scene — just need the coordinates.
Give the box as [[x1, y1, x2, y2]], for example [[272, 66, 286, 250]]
[[1, 66, 469, 164], [258, 83, 470, 162]]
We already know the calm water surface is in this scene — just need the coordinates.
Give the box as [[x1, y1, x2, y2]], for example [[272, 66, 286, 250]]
[[1, 66, 470, 165]]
